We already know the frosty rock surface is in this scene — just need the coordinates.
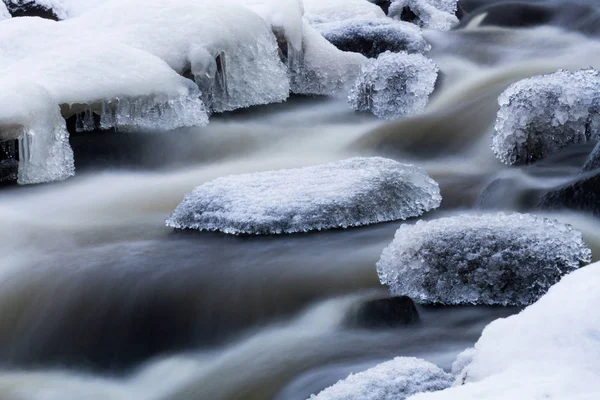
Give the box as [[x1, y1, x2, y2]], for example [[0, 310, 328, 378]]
[[308, 357, 452, 400], [389, 0, 459, 30], [349, 51, 438, 120], [376, 213, 592, 305], [409, 261, 600, 400], [493, 69, 600, 165], [166, 157, 441, 235]]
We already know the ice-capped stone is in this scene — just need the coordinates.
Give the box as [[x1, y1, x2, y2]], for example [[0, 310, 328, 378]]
[[409, 262, 600, 400], [583, 141, 600, 171], [317, 18, 430, 58], [389, 0, 459, 30], [349, 51, 438, 120], [308, 357, 452, 400], [166, 157, 442, 235], [376, 213, 592, 306], [493, 69, 600, 165]]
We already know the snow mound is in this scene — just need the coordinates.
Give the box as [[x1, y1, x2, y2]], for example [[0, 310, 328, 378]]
[[166, 157, 441, 235], [408, 261, 600, 400], [349, 51, 438, 120], [0, 2, 10, 19], [389, 0, 459, 30], [317, 18, 430, 58], [308, 357, 452, 400], [493, 68, 600, 165], [376, 213, 592, 305]]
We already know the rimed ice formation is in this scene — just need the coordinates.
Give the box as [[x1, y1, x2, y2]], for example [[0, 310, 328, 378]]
[[166, 157, 442, 235], [493, 69, 600, 165], [389, 0, 459, 30], [349, 51, 438, 120], [376, 213, 592, 306], [308, 357, 452, 400], [409, 262, 600, 400]]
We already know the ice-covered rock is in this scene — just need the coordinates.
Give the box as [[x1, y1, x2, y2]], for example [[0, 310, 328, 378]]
[[389, 0, 459, 30], [376, 213, 592, 306], [583, 141, 600, 171], [349, 51, 438, 120], [166, 157, 442, 235], [408, 261, 600, 400], [317, 18, 430, 58], [308, 357, 452, 400], [493, 69, 600, 165]]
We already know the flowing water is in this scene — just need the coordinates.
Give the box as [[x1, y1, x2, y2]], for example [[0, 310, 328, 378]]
[[3, 5, 600, 400]]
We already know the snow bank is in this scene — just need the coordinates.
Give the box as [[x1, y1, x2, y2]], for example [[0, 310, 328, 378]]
[[389, 0, 458, 30], [349, 51, 438, 119], [409, 261, 600, 400], [308, 357, 452, 400], [377, 213, 592, 305], [493, 68, 600, 165], [166, 157, 441, 235]]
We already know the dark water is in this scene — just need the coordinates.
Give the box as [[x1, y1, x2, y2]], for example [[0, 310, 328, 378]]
[[2, 2, 600, 399]]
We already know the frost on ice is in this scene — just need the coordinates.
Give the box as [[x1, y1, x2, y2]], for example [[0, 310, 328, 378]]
[[389, 0, 459, 31], [166, 157, 442, 235], [409, 261, 600, 400], [376, 213, 592, 306], [349, 51, 438, 120], [308, 357, 452, 400], [493, 68, 600, 165]]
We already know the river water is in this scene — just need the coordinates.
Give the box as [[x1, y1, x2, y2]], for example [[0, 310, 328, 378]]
[[2, 8, 600, 400]]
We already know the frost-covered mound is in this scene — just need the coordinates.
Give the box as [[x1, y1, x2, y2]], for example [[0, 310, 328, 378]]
[[166, 157, 441, 235], [308, 357, 452, 400], [408, 261, 600, 400], [389, 0, 459, 30], [317, 18, 430, 58], [493, 69, 600, 165], [376, 213, 592, 305], [349, 51, 438, 120]]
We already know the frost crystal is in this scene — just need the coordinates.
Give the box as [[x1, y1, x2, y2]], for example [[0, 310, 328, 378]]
[[308, 357, 452, 400], [389, 0, 459, 31], [493, 68, 600, 165], [349, 51, 438, 120], [166, 157, 441, 235], [376, 213, 592, 306]]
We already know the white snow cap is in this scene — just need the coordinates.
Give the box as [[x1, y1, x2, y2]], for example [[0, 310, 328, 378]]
[[409, 261, 600, 400], [377, 213, 592, 305], [308, 357, 453, 400], [166, 157, 442, 235], [493, 68, 600, 165]]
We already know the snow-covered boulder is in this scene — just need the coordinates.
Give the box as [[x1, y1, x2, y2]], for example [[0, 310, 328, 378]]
[[376, 213, 592, 306], [389, 0, 459, 30], [317, 18, 430, 58], [308, 357, 452, 400], [166, 157, 442, 235], [408, 261, 600, 400], [493, 69, 600, 165], [349, 51, 438, 120]]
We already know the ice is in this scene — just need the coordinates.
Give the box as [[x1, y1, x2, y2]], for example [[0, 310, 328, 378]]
[[0, 2, 10, 19], [450, 348, 475, 386], [408, 261, 600, 400], [376, 213, 592, 305], [308, 357, 452, 400], [493, 68, 600, 165], [166, 157, 441, 235], [349, 51, 438, 120], [316, 18, 430, 58], [389, 0, 459, 30]]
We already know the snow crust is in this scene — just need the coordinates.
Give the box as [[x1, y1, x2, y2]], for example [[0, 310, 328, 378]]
[[349, 51, 438, 119], [493, 68, 600, 165], [389, 0, 458, 30], [377, 213, 592, 305], [309, 357, 453, 400], [166, 157, 442, 235], [409, 261, 600, 400]]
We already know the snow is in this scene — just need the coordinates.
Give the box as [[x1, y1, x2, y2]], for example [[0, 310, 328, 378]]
[[5, 0, 108, 19], [308, 357, 453, 400], [376, 213, 592, 305], [493, 68, 600, 165], [302, 0, 386, 25], [389, 0, 458, 30], [408, 261, 600, 400], [349, 51, 438, 119], [166, 157, 442, 235], [0, 2, 10, 19]]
